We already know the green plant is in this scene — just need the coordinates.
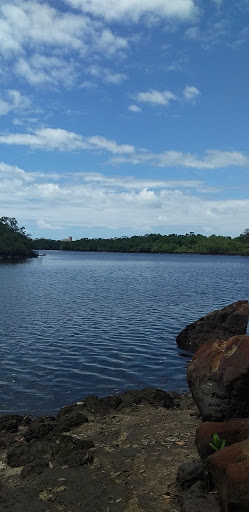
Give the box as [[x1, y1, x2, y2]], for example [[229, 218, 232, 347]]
[[209, 433, 226, 452]]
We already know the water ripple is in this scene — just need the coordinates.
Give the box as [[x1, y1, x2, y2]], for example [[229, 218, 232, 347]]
[[0, 251, 248, 416]]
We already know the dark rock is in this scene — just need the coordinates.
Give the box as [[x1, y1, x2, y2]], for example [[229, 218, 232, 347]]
[[176, 300, 249, 352], [21, 458, 48, 478], [7, 434, 94, 469], [196, 419, 249, 460], [118, 387, 174, 409], [208, 439, 249, 511], [56, 412, 88, 431], [51, 435, 94, 466], [24, 417, 56, 442], [100, 395, 122, 409], [178, 480, 221, 512], [0, 415, 25, 432], [177, 459, 204, 489], [63, 388, 174, 416], [187, 335, 249, 421]]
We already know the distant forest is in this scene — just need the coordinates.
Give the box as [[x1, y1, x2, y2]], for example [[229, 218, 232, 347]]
[[33, 230, 249, 255]]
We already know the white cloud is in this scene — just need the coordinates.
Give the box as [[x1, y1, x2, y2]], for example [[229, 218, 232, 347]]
[[0, 89, 30, 116], [185, 26, 200, 40], [65, 0, 198, 22], [37, 219, 62, 230], [0, 1, 128, 88], [128, 104, 142, 112], [86, 65, 127, 84], [15, 55, 78, 87], [0, 128, 247, 170], [110, 149, 249, 169], [185, 20, 230, 47], [183, 85, 200, 101], [0, 128, 135, 154], [0, 161, 248, 237], [135, 89, 177, 105]]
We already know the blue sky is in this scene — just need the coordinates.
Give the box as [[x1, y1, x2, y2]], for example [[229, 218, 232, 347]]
[[0, 0, 248, 240]]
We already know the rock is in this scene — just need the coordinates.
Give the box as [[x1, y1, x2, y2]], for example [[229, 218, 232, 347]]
[[118, 387, 174, 409], [7, 434, 94, 469], [196, 418, 249, 460], [57, 388, 174, 416], [207, 438, 249, 511], [21, 458, 49, 479], [24, 417, 56, 442], [176, 300, 249, 352], [176, 459, 204, 489], [56, 412, 88, 432], [187, 334, 249, 421], [0, 415, 25, 432], [178, 480, 221, 512]]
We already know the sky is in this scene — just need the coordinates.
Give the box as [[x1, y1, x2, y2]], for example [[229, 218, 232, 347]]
[[0, 0, 248, 240]]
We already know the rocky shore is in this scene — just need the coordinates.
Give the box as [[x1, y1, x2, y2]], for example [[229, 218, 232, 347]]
[[2, 300, 249, 512], [0, 389, 216, 512]]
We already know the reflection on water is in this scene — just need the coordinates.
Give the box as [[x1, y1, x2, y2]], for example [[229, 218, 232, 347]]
[[0, 251, 248, 416]]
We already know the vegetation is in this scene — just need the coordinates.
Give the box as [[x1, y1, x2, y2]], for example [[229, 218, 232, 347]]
[[0, 217, 37, 260], [33, 230, 249, 256], [209, 433, 226, 452]]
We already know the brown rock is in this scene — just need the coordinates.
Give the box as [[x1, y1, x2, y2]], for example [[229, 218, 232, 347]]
[[195, 418, 249, 460], [208, 439, 249, 511], [176, 300, 249, 352], [187, 334, 249, 421]]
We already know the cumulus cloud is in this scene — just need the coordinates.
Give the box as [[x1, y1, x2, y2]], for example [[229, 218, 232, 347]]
[[64, 0, 198, 22], [128, 104, 142, 112], [135, 89, 177, 106], [134, 86, 200, 106], [183, 85, 200, 101], [0, 161, 248, 237]]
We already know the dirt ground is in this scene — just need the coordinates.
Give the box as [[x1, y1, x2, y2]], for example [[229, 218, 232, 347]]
[[0, 390, 220, 512]]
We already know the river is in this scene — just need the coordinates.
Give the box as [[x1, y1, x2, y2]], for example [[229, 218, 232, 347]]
[[0, 251, 248, 416]]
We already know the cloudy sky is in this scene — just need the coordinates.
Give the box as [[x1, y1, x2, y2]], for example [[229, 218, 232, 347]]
[[0, 0, 248, 239]]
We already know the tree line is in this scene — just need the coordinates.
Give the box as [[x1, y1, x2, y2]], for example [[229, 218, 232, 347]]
[[2, 217, 249, 258], [0, 217, 36, 260], [33, 230, 249, 256]]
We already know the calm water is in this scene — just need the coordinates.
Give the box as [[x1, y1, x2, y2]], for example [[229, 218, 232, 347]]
[[0, 251, 248, 416]]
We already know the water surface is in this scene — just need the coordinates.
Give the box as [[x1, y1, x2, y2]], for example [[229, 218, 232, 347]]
[[0, 251, 248, 416]]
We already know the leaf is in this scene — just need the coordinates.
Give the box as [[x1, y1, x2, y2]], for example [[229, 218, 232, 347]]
[[209, 443, 218, 451]]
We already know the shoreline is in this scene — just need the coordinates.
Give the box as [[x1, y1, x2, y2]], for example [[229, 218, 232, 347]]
[[0, 388, 205, 512]]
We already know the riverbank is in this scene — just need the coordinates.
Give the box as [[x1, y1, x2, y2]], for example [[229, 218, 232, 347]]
[[0, 389, 220, 512]]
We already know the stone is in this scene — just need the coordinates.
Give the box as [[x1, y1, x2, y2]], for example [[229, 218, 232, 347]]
[[0, 415, 25, 432], [56, 412, 88, 432], [208, 438, 249, 511], [187, 334, 249, 421], [178, 480, 221, 512], [176, 300, 249, 352], [7, 434, 94, 469], [176, 459, 204, 488], [196, 418, 249, 460]]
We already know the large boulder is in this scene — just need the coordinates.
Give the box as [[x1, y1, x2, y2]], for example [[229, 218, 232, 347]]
[[195, 418, 249, 460], [208, 439, 249, 511], [187, 334, 249, 421], [176, 300, 249, 352]]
